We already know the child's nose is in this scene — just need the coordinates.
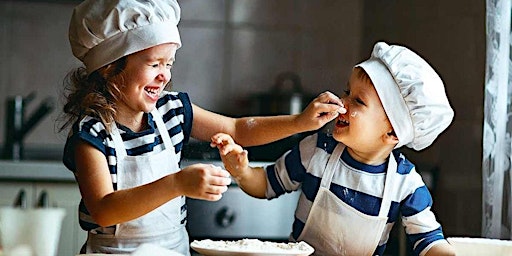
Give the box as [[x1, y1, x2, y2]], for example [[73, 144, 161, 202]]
[[157, 71, 171, 83], [341, 97, 350, 109]]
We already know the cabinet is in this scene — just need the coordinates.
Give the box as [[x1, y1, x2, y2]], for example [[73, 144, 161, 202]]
[[0, 181, 87, 256]]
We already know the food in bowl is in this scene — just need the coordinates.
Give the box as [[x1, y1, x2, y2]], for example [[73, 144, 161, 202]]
[[191, 238, 314, 256]]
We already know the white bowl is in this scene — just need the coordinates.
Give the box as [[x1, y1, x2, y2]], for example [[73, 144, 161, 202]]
[[447, 237, 512, 255]]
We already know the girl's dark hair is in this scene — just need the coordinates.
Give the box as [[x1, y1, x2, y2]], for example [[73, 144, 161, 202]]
[[59, 57, 127, 133]]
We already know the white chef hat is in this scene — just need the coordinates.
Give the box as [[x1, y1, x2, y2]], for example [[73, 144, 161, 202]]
[[69, 0, 182, 74], [356, 42, 454, 151]]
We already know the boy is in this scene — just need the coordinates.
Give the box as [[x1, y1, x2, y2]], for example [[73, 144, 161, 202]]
[[211, 42, 456, 256]]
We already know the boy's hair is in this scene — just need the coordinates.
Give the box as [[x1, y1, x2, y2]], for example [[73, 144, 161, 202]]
[[354, 67, 373, 85]]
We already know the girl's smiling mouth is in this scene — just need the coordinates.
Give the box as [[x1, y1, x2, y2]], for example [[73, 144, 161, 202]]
[[144, 86, 161, 100]]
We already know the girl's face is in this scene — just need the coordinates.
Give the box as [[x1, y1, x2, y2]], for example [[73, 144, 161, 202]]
[[115, 43, 178, 118], [332, 68, 395, 155]]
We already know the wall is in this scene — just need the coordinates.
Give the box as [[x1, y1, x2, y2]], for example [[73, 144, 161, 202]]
[[362, 0, 485, 237], [0, 0, 484, 238], [0, 0, 362, 150]]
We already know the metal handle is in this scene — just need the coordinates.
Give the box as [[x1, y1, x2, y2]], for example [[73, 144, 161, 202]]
[[13, 189, 27, 209], [37, 190, 49, 208]]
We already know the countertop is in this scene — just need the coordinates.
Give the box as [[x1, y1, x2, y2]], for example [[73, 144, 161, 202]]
[[0, 160, 74, 182], [0, 159, 274, 182]]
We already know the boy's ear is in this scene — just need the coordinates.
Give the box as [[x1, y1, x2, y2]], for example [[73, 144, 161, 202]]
[[386, 130, 399, 144]]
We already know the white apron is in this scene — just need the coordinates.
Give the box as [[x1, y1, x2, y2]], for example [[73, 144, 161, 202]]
[[85, 109, 190, 255], [297, 144, 396, 256]]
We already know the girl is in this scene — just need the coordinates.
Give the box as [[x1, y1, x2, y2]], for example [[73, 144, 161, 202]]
[[61, 0, 343, 254]]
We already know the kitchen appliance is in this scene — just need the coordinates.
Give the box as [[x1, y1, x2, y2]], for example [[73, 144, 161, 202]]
[[182, 160, 300, 242], [248, 72, 316, 116], [243, 72, 318, 161]]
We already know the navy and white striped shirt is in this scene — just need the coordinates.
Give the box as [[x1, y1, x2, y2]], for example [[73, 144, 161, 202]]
[[265, 132, 446, 256], [63, 91, 193, 234]]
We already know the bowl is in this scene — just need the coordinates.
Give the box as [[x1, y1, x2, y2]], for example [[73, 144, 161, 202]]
[[447, 237, 512, 255]]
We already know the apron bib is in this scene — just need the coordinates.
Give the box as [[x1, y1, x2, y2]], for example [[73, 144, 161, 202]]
[[85, 109, 190, 255], [297, 144, 397, 256]]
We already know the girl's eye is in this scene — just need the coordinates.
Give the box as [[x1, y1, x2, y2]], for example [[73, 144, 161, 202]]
[[343, 89, 350, 96], [166, 63, 173, 69], [151, 64, 159, 68]]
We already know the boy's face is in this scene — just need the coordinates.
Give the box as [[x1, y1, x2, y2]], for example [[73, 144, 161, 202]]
[[332, 68, 396, 155]]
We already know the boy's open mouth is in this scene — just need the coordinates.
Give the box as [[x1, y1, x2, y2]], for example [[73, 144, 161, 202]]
[[336, 116, 349, 127]]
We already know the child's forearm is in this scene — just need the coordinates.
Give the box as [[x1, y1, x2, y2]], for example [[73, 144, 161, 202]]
[[233, 166, 268, 198]]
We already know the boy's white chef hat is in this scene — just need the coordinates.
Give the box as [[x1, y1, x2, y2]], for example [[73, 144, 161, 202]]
[[69, 0, 181, 74], [356, 42, 454, 151]]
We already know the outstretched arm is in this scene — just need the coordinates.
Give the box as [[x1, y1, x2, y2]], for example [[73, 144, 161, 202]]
[[192, 91, 345, 146], [211, 133, 268, 198], [74, 140, 232, 227]]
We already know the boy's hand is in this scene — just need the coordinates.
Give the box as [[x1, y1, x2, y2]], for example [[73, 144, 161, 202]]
[[297, 91, 346, 131], [211, 133, 250, 179]]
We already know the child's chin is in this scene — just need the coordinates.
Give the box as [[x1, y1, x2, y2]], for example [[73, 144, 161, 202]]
[[331, 132, 345, 143]]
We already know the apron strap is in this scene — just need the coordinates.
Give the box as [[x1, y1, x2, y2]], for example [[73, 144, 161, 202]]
[[110, 123, 126, 159], [378, 153, 398, 218], [320, 143, 345, 188], [150, 109, 179, 163]]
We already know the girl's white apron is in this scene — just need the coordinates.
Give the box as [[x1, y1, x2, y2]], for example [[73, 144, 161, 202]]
[[85, 109, 189, 255], [297, 144, 396, 256]]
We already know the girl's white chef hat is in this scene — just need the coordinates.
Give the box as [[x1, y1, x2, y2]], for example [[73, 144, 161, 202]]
[[69, 0, 181, 74], [356, 42, 454, 151]]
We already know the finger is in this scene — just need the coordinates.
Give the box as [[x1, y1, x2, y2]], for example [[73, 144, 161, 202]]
[[210, 133, 232, 147], [209, 175, 232, 186], [219, 143, 244, 155], [318, 91, 343, 105], [236, 150, 249, 162], [313, 103, 345, 118], [210, 184, 229, 194], [208, 165, 231, 178], [203, 192, 223, 201]]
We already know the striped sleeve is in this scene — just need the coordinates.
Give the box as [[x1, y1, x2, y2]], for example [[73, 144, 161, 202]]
[[265, 133, 319, 198], [399, 171, 445, 255], [62, 116, 110, 172]]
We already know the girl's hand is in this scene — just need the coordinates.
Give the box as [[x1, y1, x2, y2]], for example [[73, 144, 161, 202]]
[[175, 163, 231, 201], [296, 91, 346, 131], [210, 133, 250, 179]]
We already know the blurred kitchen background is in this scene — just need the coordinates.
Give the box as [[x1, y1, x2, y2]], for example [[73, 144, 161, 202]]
[[0, 0, 484, 255]]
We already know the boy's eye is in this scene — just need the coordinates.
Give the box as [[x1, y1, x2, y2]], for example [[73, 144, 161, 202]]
[[166, 63, 173, 69], [343, 89, 350, 96], [356, 98, 365, 105]]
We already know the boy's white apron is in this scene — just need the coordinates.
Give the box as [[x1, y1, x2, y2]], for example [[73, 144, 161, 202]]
[[85, 109, 189, 255], [297, 144, 396, 256]]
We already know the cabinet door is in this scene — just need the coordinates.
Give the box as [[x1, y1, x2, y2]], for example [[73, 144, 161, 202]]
[[35, 183, 86, 256], [0, 182, 34, 208]]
